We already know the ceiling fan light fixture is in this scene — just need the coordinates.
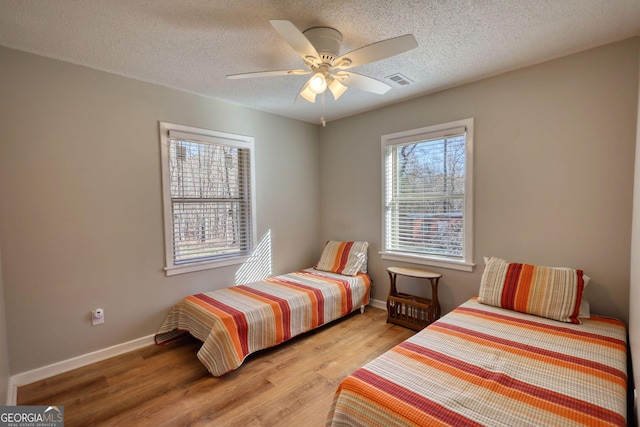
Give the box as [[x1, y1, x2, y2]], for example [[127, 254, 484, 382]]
[[308, 72, 327, 94], [328, 78, 348, 100], [229, 20, 419, 115], [299, 83, 317, 103]]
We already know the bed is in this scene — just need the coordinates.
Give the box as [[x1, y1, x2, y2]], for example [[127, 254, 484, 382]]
[[327, 257, 628, 427], [155, 241, 370, 376]]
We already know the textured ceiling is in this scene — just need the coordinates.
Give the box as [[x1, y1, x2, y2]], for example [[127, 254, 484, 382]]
[[1, 0, 639, 124]]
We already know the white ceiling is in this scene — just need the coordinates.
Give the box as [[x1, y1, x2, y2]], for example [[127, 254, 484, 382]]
[[1, 0, 639, 125]]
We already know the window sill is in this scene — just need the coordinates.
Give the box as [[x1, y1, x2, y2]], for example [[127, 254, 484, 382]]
[[164, 256, 249, 276], [379, 252, 475, 272]]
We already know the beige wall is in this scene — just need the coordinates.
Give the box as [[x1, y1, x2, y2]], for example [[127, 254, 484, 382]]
[[0, 37, 638, 380], [0, 249, 9, 403], [630, 40, 640, 425], [0, 46, 321, 374], [320, 38, 639, 325]]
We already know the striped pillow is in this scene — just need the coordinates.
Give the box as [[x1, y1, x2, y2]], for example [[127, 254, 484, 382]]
[[478, 257, 585, 324], [315, 241, 368, 276]]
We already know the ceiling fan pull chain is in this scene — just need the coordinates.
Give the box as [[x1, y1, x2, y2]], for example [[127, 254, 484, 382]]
[[321, 92, 326, 127]]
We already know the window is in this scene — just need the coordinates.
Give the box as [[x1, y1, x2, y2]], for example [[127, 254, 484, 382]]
[[381, 118, 474, 271], [159, 122, 256, 276]]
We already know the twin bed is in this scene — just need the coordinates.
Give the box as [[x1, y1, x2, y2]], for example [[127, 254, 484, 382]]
[[328, 257, 629, 426], [327, 297, 627, 426], [156, 247, 629, 426], [155, 241, 370, 376]]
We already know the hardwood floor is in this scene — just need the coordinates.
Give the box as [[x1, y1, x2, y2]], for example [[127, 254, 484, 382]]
[[18, 306, 415, 426]]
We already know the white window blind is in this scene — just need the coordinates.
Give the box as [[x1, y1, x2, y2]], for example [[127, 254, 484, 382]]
[[160, 123, 256, 275], [381, 118, 474, 271]]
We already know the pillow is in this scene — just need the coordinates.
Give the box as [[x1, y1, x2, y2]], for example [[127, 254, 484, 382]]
[[315, 241, 368, 276], [483, 257, 591, 287], [478, 257, 585, 324], [578, 298, 591, 319], [360, 251, 368, 273]]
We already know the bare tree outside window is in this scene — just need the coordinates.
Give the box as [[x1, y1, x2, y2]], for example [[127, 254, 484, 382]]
[[159, 122, 256, 276], [392, 136, 465, 257], [169, 139, 251, 264], [383, 118, 473, 270]]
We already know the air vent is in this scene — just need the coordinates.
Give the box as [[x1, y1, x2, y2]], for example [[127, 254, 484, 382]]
[[385, 73, 414, 86]]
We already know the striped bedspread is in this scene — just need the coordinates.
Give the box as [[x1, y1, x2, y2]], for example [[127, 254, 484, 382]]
[[327, 298, 627, 427], [155, 268, 370, 376]]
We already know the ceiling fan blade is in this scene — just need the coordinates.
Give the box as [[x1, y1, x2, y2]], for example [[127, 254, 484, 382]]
[[332, 34, 418, 70], [336, 71, 391, 94], [269, 19, 320, 63], [227, 69, 310, 79], [295, 81, 317, 103]]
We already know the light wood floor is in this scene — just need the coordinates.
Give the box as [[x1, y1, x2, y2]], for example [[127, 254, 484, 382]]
[[18, 306, 415, 427]]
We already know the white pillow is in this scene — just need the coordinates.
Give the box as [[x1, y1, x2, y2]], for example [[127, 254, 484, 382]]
[[578, 298, 591, 319]]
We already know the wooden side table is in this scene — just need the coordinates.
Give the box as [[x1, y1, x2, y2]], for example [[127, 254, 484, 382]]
[[386, 266, 442, 330]]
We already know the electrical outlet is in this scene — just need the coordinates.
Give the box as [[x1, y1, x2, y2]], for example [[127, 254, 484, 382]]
[[91, 308, 104, 326]]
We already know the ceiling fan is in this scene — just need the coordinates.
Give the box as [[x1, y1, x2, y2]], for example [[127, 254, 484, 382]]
[[227, 20, 418, 104]]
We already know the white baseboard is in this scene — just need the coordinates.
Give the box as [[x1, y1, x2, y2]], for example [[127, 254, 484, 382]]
[[5, 300, 390, 405], [369, 298, 386, 311], [6, 334, 155, 405]]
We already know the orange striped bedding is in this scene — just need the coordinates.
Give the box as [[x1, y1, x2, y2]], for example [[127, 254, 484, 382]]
[[327, 297, 627, 427], [155, 268, 370, 376]]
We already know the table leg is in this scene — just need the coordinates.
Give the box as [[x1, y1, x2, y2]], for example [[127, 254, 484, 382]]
[[428, 277, 440, 323], [386, 271, 397, 323]]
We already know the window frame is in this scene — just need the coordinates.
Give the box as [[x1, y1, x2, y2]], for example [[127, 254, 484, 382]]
[[159, 121, 257, 276], [380, 118, 474, 272]]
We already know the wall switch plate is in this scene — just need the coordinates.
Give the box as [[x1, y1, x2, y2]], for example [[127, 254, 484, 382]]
[[91, 308, 104, 326]]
